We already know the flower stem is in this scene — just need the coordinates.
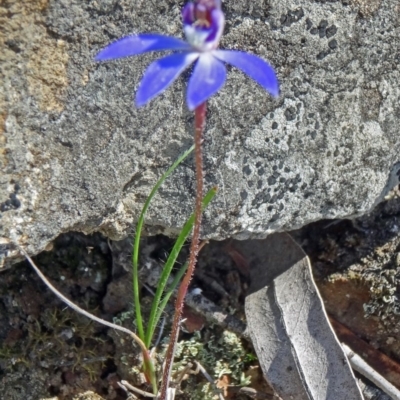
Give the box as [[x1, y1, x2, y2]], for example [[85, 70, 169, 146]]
[[159, 102, 207, 399]]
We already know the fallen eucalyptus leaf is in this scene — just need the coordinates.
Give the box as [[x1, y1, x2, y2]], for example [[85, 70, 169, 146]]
[[238, 233, 364, 400]]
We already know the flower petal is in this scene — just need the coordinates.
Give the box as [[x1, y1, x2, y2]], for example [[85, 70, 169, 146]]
[[136, 52, 199, 107], [187, 53, 226, 110], [206, 8, 225, 46], [214, 50, 279, 97], [95, 34, 191, 61]]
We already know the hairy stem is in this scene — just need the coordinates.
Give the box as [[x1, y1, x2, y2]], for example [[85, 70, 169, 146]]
[[159, 102, 207, 399]]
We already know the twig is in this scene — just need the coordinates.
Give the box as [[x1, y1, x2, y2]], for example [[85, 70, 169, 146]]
[[117, 381, 139, 399], [330, 316, 400, 388], [173, 362, 195, 386], [195, 361, 225, 400], [155, 317, 166, 348], [342, 344, 400, 399], [143, 283, 157, 296], [120, 380, 156, 398]]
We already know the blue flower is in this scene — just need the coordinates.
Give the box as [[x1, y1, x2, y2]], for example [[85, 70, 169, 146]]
[[95, 0, 278, 111]]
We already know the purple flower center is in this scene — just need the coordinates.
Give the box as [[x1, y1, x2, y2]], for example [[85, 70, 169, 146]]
[[193, 5, 212, 28], [182, 1, 224, 50]]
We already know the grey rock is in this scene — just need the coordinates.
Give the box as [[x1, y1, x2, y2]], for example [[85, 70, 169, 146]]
[[1, 0, 399, 267]]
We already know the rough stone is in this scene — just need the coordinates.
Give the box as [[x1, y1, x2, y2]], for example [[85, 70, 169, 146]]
[[1, 0, 400, 266]]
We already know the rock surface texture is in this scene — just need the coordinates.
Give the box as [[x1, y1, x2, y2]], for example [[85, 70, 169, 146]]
[[1, 0, 400, 266]]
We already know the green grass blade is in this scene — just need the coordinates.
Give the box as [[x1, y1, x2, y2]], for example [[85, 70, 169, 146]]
[[154, 261, 187, 329], [145, 187, 217, 347], [132, 145, 195, 342]]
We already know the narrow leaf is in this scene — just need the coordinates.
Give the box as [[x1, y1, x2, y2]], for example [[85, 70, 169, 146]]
[[145, 186, 217, 347], [132, 145, 194, 343]]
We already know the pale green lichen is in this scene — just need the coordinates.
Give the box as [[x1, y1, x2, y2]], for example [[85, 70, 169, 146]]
[[161, 328, 255, 399], [112, 310, 136, 326], [363, 267, 400, 319]]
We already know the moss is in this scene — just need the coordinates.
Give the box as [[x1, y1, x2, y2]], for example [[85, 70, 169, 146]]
[[0, 307, 108, 378]]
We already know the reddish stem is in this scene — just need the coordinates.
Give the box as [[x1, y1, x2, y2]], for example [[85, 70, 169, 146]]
[[159, 102, 207, 399]]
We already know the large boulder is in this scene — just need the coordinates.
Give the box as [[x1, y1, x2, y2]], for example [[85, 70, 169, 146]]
[[1, 0, 399, 267]]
